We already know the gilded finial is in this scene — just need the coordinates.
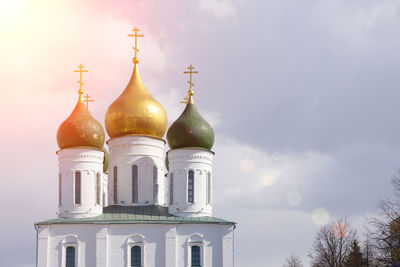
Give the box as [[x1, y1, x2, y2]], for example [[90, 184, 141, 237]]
[[183, 65, 198, 104], [128, 26, 144, 64], [73, 64, 88, 103], [84, 94, 94, 110]]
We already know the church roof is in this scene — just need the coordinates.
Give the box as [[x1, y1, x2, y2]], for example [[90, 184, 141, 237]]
[[35, 205, 235, 225]]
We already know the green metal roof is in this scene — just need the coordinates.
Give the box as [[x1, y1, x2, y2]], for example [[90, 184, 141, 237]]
[[35, 205, 235, 225]]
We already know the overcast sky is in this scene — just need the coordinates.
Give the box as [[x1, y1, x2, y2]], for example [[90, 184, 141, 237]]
[[1, 0, 400, 266]]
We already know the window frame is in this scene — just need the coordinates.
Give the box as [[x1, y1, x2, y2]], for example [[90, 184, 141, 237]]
[[186, 234, 205, 267], [188, 170, 195, 204], [206, 171, 212, 205], [126, 234, 146, 267], [66, 246, 76, 267], [153, 166, 159, 204], [96, 172, 101, 205], [59, 173, 62, 207], [74, 171, 81, 205], [113, 166, 118, 204], [169, 173, 174, 205], [61, 235, 79, 267], [132, 165, 138, 204], [130, 245, 142, 267]]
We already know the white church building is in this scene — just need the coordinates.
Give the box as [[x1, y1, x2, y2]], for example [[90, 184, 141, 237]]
[[35, 27, 236, 267]]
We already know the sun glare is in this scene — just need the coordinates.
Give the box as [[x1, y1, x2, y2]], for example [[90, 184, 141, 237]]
[[0, 0, 16, 8]]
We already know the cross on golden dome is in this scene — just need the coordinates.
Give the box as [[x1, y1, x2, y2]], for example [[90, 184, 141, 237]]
[[84, 94, 94, 110], [180, 96, 189, 104], [128, 26, 144, 64], [73, 64, 88, 102], [183, 65, 199, 104]]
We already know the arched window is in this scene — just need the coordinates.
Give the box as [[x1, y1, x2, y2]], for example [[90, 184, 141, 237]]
[[113, 166, 118, 204], [62, 235, 79, 267], [126, 234, 145, 267], [96, 172, 101, 205], [131, 246, 141, 267], [191, 245, 201, 267], [58, 173, 62, 207], [207, 171, 211, 205], [74, 171, 81, 205], [132, 165, 138, 204], [66, 246, 75, 267], [187, 234, 204, 267], [153, 166, 159, 203], [188, 170, 194, 203], [169, 173, 174, 205]]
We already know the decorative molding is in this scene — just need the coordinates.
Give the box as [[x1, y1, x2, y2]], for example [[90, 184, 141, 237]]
[[168, 150, 214, 163], [126, 234, 146, 267], [59, 152, 104, 162]]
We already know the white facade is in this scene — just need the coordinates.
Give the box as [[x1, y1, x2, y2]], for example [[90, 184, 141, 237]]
[[167, 148, 214, 217], [107, 135, 167, 206], [36, 222, 234, 267], [57, 148, 105, 218]]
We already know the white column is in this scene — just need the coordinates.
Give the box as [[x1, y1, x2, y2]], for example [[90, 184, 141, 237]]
[[96, 227, 108, 267], [57, 148, 104, 218], [165, 227, 177, 267], [222, 226, 235, 267], [36, 225, 49, 267], [167, 148, 214, 217], [107, 136, 166, 206]]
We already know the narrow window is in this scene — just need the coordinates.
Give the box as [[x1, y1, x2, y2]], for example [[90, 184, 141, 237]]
[[132, 165, 138, 204], [207, 172, 211, 205], [113, 166, 118, 204], [153, 166, 159, 203], [74, 171, 81, 205], [96, 172, 101, 205], [169, 173, 174, 205], [131, 246, 141, 267], [188, 170, 194, 203], [58, 173, 62, 207], [66, 246, 75, 267], [191, 245, 201, 267]]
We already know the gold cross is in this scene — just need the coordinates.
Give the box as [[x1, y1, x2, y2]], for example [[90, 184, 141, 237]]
[[128, 26, 144, 64], [73, 64, 88, 100], [84, 94, 94, 110], [183, 65, 199, 104], [180, 96, 189, 104]]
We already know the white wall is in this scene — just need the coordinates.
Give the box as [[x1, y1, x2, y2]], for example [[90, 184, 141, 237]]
[[107, 136, 167, 206], [167, 148, 214, 217], [57, 148, 105, 218], [36, 223, 235, 267]]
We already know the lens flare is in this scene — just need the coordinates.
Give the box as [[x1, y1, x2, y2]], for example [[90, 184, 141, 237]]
[[312, 208, 330, 226], [260, 172, 277, 187], [239, 159, 254, 173], [332, 221, 348, 238]]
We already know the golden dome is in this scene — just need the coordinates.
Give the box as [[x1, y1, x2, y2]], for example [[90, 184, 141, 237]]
[[105, 63, 167, 139]]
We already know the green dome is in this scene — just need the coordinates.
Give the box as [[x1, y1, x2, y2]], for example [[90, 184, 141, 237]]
[[167, 103, 214, 150], [57, 99, 105, 150]]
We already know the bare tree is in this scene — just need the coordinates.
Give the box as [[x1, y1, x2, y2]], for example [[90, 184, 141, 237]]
[[362, 235, 378, 267], [283, 253, 303, 267], [367, 174, 400, 266], [308, 218, 357, 267]]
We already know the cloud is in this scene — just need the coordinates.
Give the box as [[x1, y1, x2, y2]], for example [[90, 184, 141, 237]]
[[212, 138, 332, 208], [197, 0, 236, 19]]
